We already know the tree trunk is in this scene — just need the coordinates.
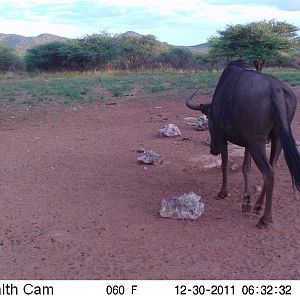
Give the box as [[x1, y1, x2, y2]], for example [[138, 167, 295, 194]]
[[253, 60, 265, 72]]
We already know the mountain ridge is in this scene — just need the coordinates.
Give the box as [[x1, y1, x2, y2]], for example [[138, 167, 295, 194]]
[[0, 33, 68, 52], [0, 32, 209, 52]]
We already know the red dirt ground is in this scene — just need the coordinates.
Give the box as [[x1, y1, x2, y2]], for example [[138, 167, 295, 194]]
[[0, 88, 300, 280]]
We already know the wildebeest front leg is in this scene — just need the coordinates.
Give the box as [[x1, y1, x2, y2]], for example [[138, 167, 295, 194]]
[[242, 149, 252, 212], [217, 141, 229, 199]]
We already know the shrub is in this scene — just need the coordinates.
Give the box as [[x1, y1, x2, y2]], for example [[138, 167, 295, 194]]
[[25, 41, 66, 71], [25, 33, 119, 72], [0, 44, 23, 71], [115, 34, 163, 70]]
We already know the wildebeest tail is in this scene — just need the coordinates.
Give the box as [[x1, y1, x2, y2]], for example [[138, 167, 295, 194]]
[[271, 87, 300, 191]]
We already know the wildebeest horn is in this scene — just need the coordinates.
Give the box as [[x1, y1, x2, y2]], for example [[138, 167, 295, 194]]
[[186, 91, 201, 110], [186, 91, 210, 116]]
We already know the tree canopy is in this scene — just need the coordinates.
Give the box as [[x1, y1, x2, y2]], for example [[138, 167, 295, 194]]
[[24, 33, 166, 71], [208, 20, 299, 71]]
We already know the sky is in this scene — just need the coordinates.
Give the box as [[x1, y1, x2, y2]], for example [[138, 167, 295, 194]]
[[0, 0, 300, 46]]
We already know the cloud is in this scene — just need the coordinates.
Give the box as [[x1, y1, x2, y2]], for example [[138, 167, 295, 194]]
[[0, 18, 86, 38], [0, 0, 299, 45], [206, 0, 300, 11]]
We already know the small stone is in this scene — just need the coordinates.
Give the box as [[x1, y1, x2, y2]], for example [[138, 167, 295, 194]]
[[158, 124, 181, 137], [137, 150, 163, 165], [195, 115, 208, 131], [131, 146, 145, 153], [256, 184, 263, 192], [231, 163, 239, 171], [160, 192, 204, 220], [185, 117, 198, 126]]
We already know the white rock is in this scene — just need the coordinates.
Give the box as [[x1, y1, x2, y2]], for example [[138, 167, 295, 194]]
[[255, 184, 263, 192], [189, 154, 221, 169], [185, 117, 198, 126], [137, 150, 163, 165], [196, 115, 208, 131], [160, 192, 204, 220], [158, 124, 181, 137], [230, 163, 239, 171]]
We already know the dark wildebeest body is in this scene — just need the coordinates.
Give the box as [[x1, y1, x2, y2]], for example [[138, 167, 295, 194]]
[[186, 61, 300, 228]]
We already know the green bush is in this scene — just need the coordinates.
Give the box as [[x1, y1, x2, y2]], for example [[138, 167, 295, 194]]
[[115, 34, 164, 70], [158, 47, 194, 69], [25, 41, 67, 71], [25, 33, 119, 72], [62, 34, 118, 71], [0, 44, 23, 71]]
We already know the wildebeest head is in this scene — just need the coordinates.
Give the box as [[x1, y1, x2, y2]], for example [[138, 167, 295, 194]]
[[186, 92, 220, 155]]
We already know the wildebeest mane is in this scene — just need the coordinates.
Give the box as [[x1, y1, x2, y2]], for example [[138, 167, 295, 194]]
[[228, 60, 252, 70]]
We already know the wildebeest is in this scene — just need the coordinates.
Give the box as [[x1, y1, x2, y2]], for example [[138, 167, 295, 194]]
[[186, 61, 300, 228]]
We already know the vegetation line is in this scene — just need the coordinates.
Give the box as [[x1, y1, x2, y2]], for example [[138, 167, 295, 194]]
[[0, 69, 299, 105]]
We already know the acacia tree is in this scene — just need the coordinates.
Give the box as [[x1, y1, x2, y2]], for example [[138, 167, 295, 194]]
[[116, 34, 162, 70], [159, 47, 194, 69], [208, 20, 299, 71]]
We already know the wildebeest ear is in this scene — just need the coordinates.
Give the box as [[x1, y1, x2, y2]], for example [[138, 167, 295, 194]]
[[199, 103, 210, 116]]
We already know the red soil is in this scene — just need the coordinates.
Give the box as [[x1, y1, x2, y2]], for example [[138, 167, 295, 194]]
[[0, 89, 300, 279]]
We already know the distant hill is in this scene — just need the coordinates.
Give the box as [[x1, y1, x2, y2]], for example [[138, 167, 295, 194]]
[[188, 42, 209, 52], [0, 33, 68, 52], [122, 31, 209, 52], [121, 31, 209, 52], [121, 31, 143, 38], [0, 31, 209, 53]]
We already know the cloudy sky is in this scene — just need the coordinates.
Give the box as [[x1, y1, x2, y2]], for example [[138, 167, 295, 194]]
[[0, 0, 300, 46]]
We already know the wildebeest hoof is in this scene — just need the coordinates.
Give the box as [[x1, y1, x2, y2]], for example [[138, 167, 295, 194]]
[[252, 205, 263, 214], [256, 217, 270, 229], [242, 203, 252, 212], [216, 191, 229, 199], [242, 193, 251, 201], [210, 148, 221, 156]]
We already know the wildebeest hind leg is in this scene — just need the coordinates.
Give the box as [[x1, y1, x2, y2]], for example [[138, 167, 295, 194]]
[[249, 145, 274, 228], [242, 149, 252, 212], [253, 136, 281, 216]]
